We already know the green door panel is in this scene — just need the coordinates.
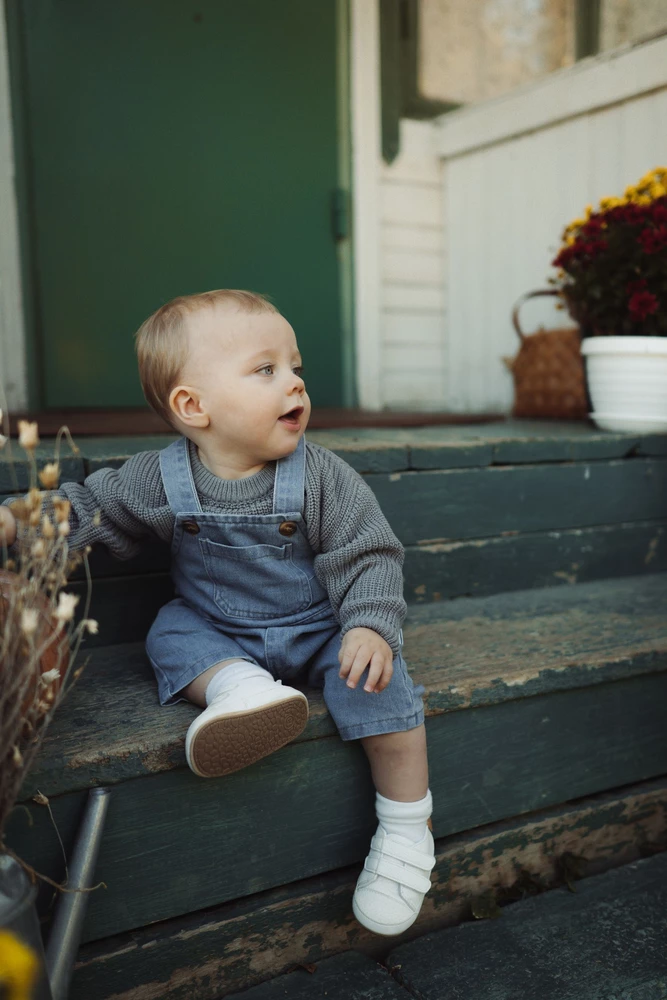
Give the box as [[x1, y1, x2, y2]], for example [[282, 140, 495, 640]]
[[16, 0, 344, 408]]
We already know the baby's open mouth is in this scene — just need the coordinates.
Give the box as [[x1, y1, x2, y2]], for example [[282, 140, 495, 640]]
[[279, 406, 304, 425]]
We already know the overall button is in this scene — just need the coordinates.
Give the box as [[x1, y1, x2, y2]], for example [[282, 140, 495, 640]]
[[183, 520, 200, 535], [279, 520, 297, 537]]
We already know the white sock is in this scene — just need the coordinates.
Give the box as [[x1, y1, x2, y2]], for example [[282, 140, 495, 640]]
[[375, 789, 433, 844], [204, 660, 275, 706]]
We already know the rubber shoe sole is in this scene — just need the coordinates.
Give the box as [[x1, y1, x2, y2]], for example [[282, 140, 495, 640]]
[[187, 694, 309, 778]]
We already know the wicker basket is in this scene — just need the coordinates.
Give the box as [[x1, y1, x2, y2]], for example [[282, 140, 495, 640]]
[[503, 289, 589, 420]]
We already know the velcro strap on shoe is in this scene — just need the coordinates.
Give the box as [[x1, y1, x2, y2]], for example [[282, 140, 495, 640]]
[[370, 834, 436, 873], [363, 856, 432, 894]]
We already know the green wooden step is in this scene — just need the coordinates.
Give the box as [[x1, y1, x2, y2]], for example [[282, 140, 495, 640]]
[[7, 573, 667, 946], [223, 951, 409, 1000], [67, 777, 667, 1000], [2, 422, 667, 632], [388, 851, 667, 999]]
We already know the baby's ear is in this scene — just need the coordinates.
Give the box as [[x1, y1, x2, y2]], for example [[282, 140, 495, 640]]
[[169, 386, 209, 428]]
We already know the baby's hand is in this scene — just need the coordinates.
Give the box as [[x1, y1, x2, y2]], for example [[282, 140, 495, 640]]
[[338, 627, 394, 694], [0, 506, 17, 548]]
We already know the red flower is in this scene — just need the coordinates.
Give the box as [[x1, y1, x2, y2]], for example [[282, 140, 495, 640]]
[[651, 201, 667, 225], [638, 225, 667, 254], [581, 216, 604, 236], [626, 278, 647, 296], [628, 290, 659, 320]]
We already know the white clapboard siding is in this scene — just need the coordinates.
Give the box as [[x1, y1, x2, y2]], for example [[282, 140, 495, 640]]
[[437, 33, 667, 414], [378, 119, 446, 410]]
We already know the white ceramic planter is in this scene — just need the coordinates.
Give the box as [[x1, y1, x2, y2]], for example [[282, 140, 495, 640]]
[[580, 336, 667, 433]]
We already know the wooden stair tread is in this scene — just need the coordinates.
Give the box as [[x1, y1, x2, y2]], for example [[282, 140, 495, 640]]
[[223, 950, 410, 1000], [22, 572, 667, 800], [389, 851, 667, 998]]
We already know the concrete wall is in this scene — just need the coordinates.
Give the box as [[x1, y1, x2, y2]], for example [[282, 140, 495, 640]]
[[419, 0, 576, 105], [601, 0, 667, 50]]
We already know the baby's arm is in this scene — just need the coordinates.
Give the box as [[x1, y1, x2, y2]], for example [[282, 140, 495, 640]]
[[306, 444, 407, 691], [1, 450, 173, 560]]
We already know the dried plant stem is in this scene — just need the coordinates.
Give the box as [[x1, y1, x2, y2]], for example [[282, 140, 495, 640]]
[[2, 845, 106, 894]]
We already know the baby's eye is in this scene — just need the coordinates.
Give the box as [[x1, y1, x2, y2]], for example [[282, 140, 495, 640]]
[[258, 365, 274, 375], [293, 366, 304, 377]]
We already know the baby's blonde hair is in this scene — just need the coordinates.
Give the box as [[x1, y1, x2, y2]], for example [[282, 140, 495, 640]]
[[135, 289, 279, 427]]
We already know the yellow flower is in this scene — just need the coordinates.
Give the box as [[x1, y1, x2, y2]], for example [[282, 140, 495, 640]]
[[650, 182, 666, 199]]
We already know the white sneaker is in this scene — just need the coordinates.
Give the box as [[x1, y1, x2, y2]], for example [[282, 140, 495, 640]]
[[185, 676, 309, 778], [352, 824, 436, 936]]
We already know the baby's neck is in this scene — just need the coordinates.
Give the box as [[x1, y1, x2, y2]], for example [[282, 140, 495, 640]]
[[195, 442, 267, 482]]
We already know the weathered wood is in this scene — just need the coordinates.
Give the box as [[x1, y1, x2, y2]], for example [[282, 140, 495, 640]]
[[367, 458, 667, 546], [223, 951, 409, 1000], [0, 449, 84, 492], [66, 572, 174, 648], [68, 779, 667, 1000], [8, 667, 667, 943], [389, 851, 667, 999], [404, 519, 667, 601], [18, 573, 667, 798], [1, 424, 666, 489]]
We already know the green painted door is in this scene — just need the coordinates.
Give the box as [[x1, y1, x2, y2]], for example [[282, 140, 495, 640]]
[[14, 1, 347, 409]]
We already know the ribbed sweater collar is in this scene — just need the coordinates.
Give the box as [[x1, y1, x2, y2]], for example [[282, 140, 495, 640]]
[[187, 438, 276, 503]]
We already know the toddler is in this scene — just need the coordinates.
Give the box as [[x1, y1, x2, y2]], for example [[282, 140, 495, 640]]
[[0, 290, 435, 936]]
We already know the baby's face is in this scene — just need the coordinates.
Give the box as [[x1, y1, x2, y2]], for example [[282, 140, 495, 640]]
[[178, 304, 310, 462]]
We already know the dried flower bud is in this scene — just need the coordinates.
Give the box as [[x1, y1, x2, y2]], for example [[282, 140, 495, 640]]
[[37, 699, 50, 715], [58, 520, 70, 537], [10, 499, 29, 522], [29, 507, 42, 527], [5, 559, 15, 571], [12, 745, 22, 766], [51, 497, 71, 523], [20, 608, 39, 635], [31, 539, 46, 558], [41, 515, 55, 539], [38, 462, 60, 489], [40, 667, 61, 686], [83, 619, 99, 635], [28, 488, 43, 512], [54, 591, 79, 622], [33, 792, 49, 806], [18, 420, 40, 451]]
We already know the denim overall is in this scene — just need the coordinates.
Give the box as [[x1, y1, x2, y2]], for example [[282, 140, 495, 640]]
[[146, 435, 425, 741]]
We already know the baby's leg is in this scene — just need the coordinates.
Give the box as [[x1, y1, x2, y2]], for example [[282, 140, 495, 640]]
[[354, 724, 434, 937], [182, 658, 245, 707], [361, 723, 429, 801]]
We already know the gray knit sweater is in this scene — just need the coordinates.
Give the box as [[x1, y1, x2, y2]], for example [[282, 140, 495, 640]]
[[4, 439, 407, 653]]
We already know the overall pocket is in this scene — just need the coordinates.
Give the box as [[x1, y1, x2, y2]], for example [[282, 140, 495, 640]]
[[199, 538, 313, 620]]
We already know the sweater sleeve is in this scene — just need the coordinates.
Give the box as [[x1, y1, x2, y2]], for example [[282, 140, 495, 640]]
[[305, 443, 407, 655], [2, 450, 175, 560]]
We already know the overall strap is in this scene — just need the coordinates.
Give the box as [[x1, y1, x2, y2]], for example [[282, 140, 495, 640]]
[[159, 437, 203, 515], [272, 435, 306, 516]]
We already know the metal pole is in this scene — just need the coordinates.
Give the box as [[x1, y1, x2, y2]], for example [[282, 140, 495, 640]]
[[45, 787, 111, 1000]]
